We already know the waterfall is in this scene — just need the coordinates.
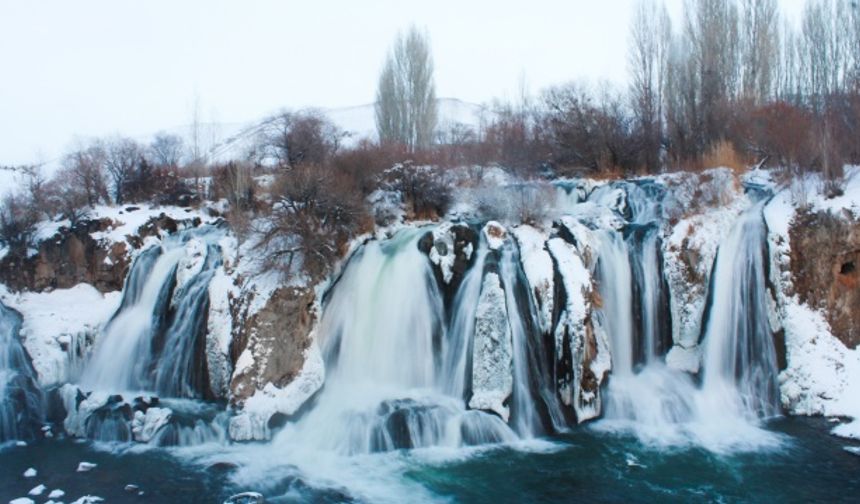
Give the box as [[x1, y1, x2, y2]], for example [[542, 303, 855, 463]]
[[273, 228, 519, 455], [82, 225, 224, 399], [594, 229, 635, 376], [700, 201, 780, 418], [0, 301, 42, 441]]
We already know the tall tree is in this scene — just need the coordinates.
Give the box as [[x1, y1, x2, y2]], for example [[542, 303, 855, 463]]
[[628, 0, 671, 172], [375, 26, 437, 152], [740, 0, 779, 103]]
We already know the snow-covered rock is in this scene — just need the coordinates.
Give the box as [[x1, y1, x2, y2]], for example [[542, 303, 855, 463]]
[[547, 237, 608, 422], [427, 223, 457, 284], [0, 284, 119, 386], [512, 225, 554, 335], [76, 461, 97, 472], [468, 273, 513, 421], [232, 340, 325, 441], [27, 484, 46, 496], [23, 467, 37, 478], [10, 498, 35, 504], [48, 489, 65, 499], [131, 407, 172, 443], [206, 267, 235, 398], [482, 221, 508, 251]]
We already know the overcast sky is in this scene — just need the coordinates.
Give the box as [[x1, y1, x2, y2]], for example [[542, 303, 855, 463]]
[[0, 0, 805, 167]]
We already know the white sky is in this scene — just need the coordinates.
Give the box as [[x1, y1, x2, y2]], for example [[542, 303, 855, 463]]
[[0, 0, 805, 167]]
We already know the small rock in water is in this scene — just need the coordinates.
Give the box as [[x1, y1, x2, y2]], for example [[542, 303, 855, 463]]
[[15, 440, 27, 447], [23, 467, 37, 478], [223, 491, 265, 504], [28, 484, 46, 496], [77, 461, 98, 472], [48, 489, 65, 498], [9, 497, 35, 504], [124, 484, 139, 492], [70, 495, 105, 504], [845, 446, 860, 457]]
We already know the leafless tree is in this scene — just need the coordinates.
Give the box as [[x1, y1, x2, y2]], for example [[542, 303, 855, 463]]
[[149, 133, 185, 167], [628, 0, 672, 172], [257, 110, 343, 169], [375, 25, 438, 151], [104, 137, 142, 205], [62, 143, 109, 207], [0, 193, 39, 255], [740, 0, 779, 103]]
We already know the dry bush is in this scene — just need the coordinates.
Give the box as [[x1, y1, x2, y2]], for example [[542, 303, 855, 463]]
[[387, 162, 453, 219], [256, 164, 370, 280], [700, 140, 749, 175]]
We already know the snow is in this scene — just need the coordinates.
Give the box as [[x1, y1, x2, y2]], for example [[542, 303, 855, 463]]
[[547, 236, 608, 422], [131, 407, 172, 443], [27, 484, 46, 496], [23, 467, 37, 478], [174, 238, 207, 290], [468, 273, 513, 421], [10, 498, 34, 504], [427, 223, 456, 284], [765, 181, 860, 441], [482, 221, 508, 251], [512, 225, 554, 335], [87, 203, 218, 248], [76, 462, 97, 473], [233, 340, 325, 441], [810, 165, 860, 217], [48, 489, 65, 499], [663, 194, 746, 351], [70, 496, 104, 504], [207, 266, 236, 398], [0, 284, 120, 385]]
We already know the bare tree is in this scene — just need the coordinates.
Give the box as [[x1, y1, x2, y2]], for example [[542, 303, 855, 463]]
[[63, 143, 109, 207], [257, 109, 343, 168], [740, 0, 779, 103], [375, 26, 438, 151], [628, 0, 672, 172], [0, 193, 39, 255], [149, 133, 185, 167], [104, 137, 142, 205]]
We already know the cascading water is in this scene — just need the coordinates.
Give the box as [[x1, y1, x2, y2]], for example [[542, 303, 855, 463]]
[[82, 225, 224, 399], [273, 229, 515, 455], [0, 301, 43, 441], [700, 200, 780, 418]]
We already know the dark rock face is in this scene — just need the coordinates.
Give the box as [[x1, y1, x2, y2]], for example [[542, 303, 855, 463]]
[[790, 210, 860, 349], [229, 287, 316, 405], [0, 218, 128, 292], [0, 213, 199, 294]]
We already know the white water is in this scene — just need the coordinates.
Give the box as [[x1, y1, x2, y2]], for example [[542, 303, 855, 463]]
[[0, 302, 42, 441], [276, 229, 515, 456], [82, 226, 224, 398], [594, 229, 635, 376], [599, 197, 782, 451], [701, 201, 780, 418]]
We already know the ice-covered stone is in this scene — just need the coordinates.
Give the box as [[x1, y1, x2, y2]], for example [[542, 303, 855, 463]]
[[76, 461, 97, 472], [131, 407, 172, 443], [468, 273, 513, 421], [23, 467, 37, 478], [482, 221, 508, 251], [28, 484, 46, 496]]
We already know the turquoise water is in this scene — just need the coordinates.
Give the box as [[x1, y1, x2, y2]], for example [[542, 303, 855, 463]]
[[1, 417, 858, 503]]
